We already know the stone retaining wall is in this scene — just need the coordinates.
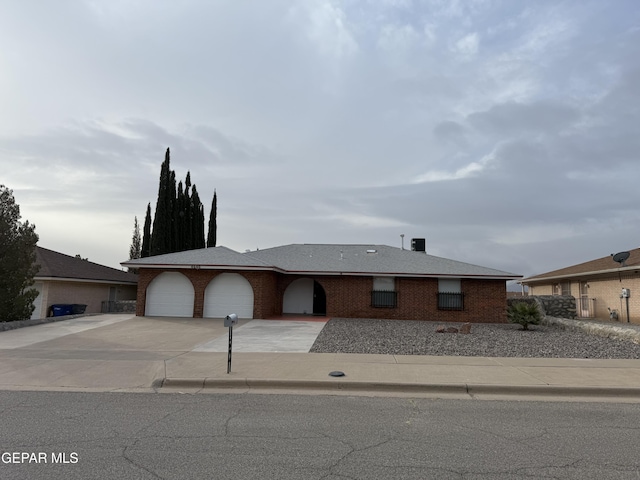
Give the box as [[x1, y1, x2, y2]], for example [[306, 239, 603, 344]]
[[508, 295, 576, 319], [542, 316, 640, 345]]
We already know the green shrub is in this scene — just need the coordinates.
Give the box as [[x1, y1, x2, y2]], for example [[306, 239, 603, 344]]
[[507, 302, 541, 330]]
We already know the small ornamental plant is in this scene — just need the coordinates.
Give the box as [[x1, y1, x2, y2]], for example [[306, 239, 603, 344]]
[[507, 302, 542, 330]]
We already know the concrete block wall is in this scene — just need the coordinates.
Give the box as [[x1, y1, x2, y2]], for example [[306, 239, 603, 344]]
[[42, 281, 136, 316], [572, 275, 640, 323], [528, 284, 553, 296], [526, 274, 640, 324]]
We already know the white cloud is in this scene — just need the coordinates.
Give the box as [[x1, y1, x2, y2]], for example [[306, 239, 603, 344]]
[[412, 149, 495, 183], [452, 32, 479, 56], [291, 1, 359, 59], [377, 23, 421, 52], [323, 213, 410, 229]]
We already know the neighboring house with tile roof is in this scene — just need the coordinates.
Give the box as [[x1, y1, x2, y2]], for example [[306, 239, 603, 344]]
[[31, 247, 138, 319], [520, 248, 640, 323], [123, 243, 520, 322]]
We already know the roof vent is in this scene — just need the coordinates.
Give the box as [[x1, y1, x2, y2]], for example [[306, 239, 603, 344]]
[[411, 238, 426, 253], [366, 249, 377, 254]]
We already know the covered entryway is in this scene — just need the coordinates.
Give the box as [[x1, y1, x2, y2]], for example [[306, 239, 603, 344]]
[[283, 278, 326, 315], [204, 273, 254, 319], [145, 272, 194, 317]]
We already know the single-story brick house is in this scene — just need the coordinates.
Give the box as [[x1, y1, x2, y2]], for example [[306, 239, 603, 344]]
[[122, 243, 520, 322], [31, 247, 138, 319], [520, 248, 640, 324]]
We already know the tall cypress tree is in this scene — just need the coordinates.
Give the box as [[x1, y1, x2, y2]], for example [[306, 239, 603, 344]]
[[175, 181, 185, 252], [184, 172, 192, 251], [150, 148, 172, 256], [191, 185, 205, 249], [207, 190, 217, 247], [168, 169, 176, 253], [141, 203, 152, 258], [144, 148, 214, 256]]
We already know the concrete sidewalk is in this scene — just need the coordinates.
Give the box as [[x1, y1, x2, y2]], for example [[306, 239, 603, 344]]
[[160, 351, 640, 400], [0, 314, 639, 401]]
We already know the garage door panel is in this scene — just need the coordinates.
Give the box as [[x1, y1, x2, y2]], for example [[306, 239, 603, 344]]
[[204, 273, 253, 319], [146, 272, 194, 317]]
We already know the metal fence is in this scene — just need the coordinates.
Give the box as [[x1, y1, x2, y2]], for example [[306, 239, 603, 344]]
[[437, 292, 464, 311], [371, 290, 398, 308]]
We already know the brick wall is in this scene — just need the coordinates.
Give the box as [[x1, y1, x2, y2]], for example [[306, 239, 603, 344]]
[[136, 269, 280, 318], [137, 268, 508, 322], [280, 274, 506, 322]]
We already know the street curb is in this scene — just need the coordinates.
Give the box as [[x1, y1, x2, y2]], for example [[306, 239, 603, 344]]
[[157, 377, 640, 398]]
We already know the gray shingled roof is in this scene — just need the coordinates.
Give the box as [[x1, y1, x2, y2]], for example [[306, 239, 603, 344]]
[[123, 244, 520, 279], [124, 246, 273, 268], [37, 247, 138, 284]]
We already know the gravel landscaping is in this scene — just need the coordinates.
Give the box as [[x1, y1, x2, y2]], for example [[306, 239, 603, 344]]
[[309, 318, 640, 359]]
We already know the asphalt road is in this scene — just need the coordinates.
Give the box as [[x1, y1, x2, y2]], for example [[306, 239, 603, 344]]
[[1, 391, 640, 479]]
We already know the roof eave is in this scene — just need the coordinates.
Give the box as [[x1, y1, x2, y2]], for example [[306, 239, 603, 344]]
[[129, 264, 277, 272], [127, 264, 520, 280], [521, 265, 639, 284], [35, 276, 138, 285]]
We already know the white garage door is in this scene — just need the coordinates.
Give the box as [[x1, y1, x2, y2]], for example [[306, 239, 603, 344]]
[[283, 278, 314, 314], [204, 273, 254, 319], [145, 272, 194, 317]]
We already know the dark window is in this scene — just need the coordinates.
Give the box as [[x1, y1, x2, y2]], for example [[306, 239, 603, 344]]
[[437, 292, 464, 311], [371, 290, 397, 308]]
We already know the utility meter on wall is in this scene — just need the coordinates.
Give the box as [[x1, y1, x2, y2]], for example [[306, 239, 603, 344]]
[[621, 288, 631, 298]]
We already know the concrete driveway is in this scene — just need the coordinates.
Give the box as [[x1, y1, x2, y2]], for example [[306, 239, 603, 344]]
[[0, 314, 326, 391], [0, 315, 325, 353], [193, 319, 326, 353]]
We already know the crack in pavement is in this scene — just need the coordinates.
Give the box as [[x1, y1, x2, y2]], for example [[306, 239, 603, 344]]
[[122, 444, 166, 480]]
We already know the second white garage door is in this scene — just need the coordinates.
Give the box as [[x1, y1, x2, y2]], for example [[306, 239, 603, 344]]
[[204, 273, 254, 319]]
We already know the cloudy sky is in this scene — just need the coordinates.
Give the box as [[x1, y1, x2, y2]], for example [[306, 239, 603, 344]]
[[1, 1, 639, 282]]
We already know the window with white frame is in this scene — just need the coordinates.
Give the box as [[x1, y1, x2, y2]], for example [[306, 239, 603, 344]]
[[371, 277, 397, 308]]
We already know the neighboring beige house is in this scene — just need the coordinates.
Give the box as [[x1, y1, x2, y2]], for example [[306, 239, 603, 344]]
[[31, 247, 138, 319], [520, 248, 640, 324]]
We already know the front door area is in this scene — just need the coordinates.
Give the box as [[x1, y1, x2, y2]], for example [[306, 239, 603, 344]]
[[283, 278, 326, 315]]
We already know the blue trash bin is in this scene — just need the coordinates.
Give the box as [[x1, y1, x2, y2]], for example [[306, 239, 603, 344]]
[[51, 304, 73, 316], [71, 304, 87, 314]]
